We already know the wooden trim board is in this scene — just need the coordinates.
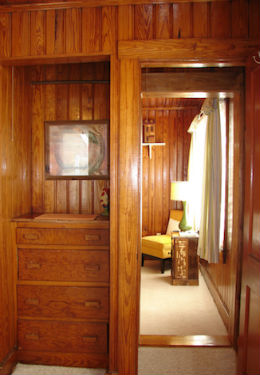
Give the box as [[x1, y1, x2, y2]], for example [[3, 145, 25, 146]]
[[139, 335, 231, 347]]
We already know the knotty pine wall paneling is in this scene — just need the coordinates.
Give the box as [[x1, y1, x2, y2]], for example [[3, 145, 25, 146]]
[[142, 99, 202, 236], [31, 62, 110, 215], [0, 66, 32, 372], [0, 6, 116, 59]]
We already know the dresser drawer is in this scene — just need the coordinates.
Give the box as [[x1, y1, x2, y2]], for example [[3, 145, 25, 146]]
[[18, 249, 109, 282], [17, 285, 109, 320], [17, 228, 109, 246], [18, 320, 107, 354]]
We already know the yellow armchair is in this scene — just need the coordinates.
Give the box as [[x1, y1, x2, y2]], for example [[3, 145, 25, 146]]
[[141, 210, 182, 273]]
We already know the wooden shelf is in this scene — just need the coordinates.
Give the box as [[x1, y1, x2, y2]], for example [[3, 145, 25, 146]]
[[142, 142, 165, 159]]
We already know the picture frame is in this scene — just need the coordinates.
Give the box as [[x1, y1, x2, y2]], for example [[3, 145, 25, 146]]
[[44, 120, 109, 179]]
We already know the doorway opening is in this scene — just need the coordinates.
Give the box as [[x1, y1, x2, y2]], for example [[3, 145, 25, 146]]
[[139, 66, 244, 348]]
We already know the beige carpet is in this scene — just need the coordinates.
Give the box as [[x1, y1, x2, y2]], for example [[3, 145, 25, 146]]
[[12, 364, 105, 374], [138, 347, 237, 375], [140, 260, 227, 335], [12, 347, 237, 375]]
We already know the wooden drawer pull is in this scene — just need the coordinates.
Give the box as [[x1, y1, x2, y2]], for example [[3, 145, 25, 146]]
[[27, 262, 41, 269], [25, 333, 39, 340], [23, 233, 40, 241], [84, 234, 100, 241], [84, 264, 100, 272], [25, 298, 39, 305], [82, 335, 97, 343], [84, 300, 101, 309]]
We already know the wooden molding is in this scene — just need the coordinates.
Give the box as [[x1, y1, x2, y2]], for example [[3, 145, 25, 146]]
[[0, 350, 17, 375], [119, 39, 259, 64], [0, 54, 109, 67], [0, 0, 229, 12], [139, 335, 231, 347], [142, 70, 244, 93]]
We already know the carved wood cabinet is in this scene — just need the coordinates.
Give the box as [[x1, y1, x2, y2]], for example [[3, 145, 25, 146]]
[[13, 215, 109, 368], [171, 236, 199, 286]]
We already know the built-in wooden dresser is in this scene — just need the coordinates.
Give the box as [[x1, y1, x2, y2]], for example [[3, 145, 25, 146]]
[[13, 214, 109, 368]]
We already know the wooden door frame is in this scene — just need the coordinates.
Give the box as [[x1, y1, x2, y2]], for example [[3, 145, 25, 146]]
[[122, 55, 248, 374]]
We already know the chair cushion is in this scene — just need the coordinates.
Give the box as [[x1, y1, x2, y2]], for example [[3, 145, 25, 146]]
[[142, 235, 171, 259]]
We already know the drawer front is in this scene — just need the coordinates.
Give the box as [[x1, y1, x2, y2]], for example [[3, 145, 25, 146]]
[[17, 285, 109, 320], [17, 228, 109, 246], [18, 249, 109, 282], [18, 320, 107, 354]]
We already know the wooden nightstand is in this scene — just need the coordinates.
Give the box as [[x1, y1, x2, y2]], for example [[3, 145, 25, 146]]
[[171, 235, 199, 285]]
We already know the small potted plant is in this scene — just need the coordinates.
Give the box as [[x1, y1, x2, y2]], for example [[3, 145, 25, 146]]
[[100, 187, 110, 216]]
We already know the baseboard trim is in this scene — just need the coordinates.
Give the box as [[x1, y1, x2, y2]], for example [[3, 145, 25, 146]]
[[199, 263, 230, 330], [0, 350, 17, 375], [139, 335, 231, 347]]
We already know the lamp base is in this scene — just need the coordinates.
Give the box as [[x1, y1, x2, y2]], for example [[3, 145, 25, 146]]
[[179, 201, 191, 232]]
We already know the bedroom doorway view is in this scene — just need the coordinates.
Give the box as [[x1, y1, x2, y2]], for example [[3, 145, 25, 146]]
[[139, 67, 244, 347]]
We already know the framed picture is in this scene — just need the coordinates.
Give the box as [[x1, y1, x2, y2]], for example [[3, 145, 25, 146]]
[[45, 120, 109, 179]]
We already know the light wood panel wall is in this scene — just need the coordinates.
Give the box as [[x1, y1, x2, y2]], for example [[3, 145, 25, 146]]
[[0, 6, 116, 59], [142, 98, 202, 236], [30, 62, 110, 214], [1, 1, 259, 61], [0, 66, 32, 373]]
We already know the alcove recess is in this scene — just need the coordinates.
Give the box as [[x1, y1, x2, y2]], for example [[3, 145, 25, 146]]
[[11, 61, 110, 368], [11, 61, 110, 218]]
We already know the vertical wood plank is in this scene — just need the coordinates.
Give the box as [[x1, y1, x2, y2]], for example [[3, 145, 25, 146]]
[[108, 54, 119, 373], [155, 4, 172, 39], [231, 0, 248, 38], [211, 1, 231, 38], [11, 11, 30, 57], [193, 2, 209, 38], [82, 7, 101, 53], [81, 181, 92, 214], [0, 12, 11, 57], [118, 58, 140, 375], [32, 84, 45, 213], [102, 6, 116, 54], [44, 75, 56, 213], [30, 10, 45, 56], [134, 4, 154, 40], [65, 8, 82, 54], [81, 84, 93, 120], [173, 3, 193, 39], [53, 9, 65, 55], [118, 5, 134, 41], [69, 180, 80, 213], [93, 83, 110, 120], [69, 84, 80, 121], [46, 9, 55, 55], [94, 180, 106, 214], [249, 0, 260, 39], [56, 180, 67, 213]]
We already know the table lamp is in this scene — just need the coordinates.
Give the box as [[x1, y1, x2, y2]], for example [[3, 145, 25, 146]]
[[171, 181, 192, 232]]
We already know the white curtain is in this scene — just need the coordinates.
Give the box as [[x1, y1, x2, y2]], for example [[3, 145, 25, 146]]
[[188, 98, 226, 263]]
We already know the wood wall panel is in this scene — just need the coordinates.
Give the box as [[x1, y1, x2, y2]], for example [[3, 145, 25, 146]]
[[31, 63, 110, 214], [0, 1, 259, 61], [0, 12, 10, 57], [172, 3, 193, 38], [65, 8, 82, 54], [11, 11, 30, 57], [141, 98, 202, 236], [30, 11, 45, 56], [0, 66, 31, 370]]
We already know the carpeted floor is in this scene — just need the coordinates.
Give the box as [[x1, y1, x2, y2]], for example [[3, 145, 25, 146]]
[[12, 364, 105, 374], [12, 347, 237, 375], [140, 260, 227, 335], [138, 347, 237, 375]]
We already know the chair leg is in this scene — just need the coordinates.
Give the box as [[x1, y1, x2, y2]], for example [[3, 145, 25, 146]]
[[161, 259, 165, 274], [141, 253, 144, 266]]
